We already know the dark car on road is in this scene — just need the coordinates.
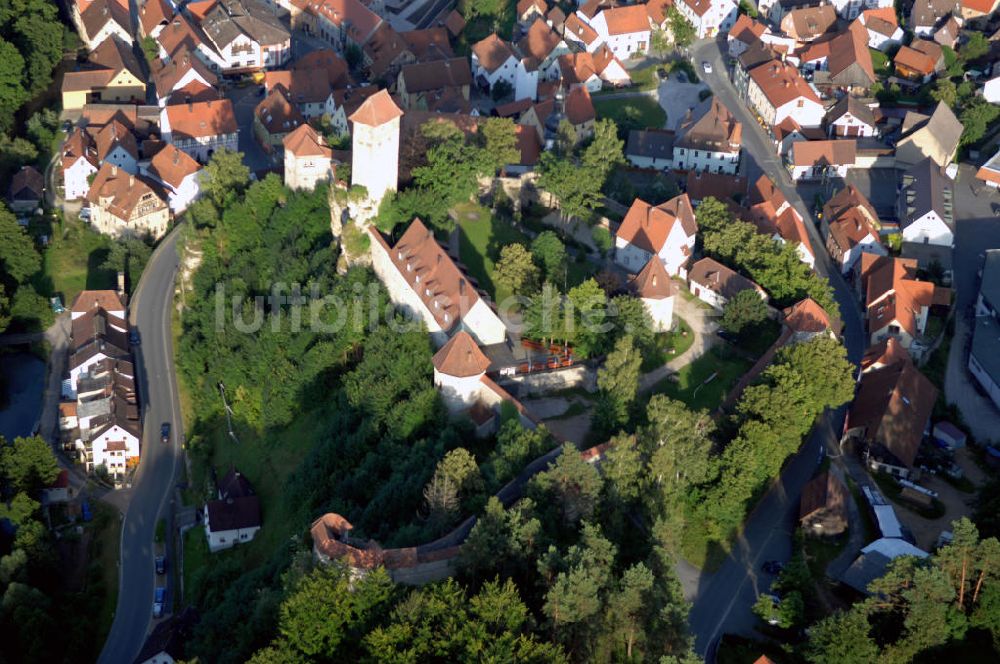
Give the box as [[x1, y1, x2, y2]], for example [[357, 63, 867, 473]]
[[155, 556, 165, 575], [761, 560, 784, 575], [129, 328, 140, 346], [161, 422, 171, 444], [153, 587, 166, 618]]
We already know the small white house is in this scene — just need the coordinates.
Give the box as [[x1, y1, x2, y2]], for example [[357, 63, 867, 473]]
[[614, 194, 698, 276], [62, 129, 99, 201], [205, 467, 262, 553], [687, 257, 767, 310], [89, 421, 140, 480], [144, 144, 203, 213]]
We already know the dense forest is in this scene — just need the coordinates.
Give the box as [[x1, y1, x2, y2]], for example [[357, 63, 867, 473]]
[[0, 435, 113, 662], [0, 0, 75, 178]]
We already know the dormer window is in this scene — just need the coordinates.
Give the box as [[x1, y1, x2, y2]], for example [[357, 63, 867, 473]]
[[415, 274, 420, 283], [425, 288, 431, 297], [406, 262, 412, 271]]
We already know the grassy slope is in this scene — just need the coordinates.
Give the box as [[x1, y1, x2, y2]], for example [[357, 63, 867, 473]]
[[455, 202, 530, 303], [650, 347, 752, 412], [35, 217, 116, 305]]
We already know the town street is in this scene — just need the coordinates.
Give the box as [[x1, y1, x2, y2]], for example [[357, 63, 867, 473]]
[[97, 228, 184, 664], [680, 37, 870, 655]]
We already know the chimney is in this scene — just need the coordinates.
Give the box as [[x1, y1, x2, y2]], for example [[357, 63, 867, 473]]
[[129, 174, 135, 187], [111, 165, 118, 176], [117, 271, 126, 294]]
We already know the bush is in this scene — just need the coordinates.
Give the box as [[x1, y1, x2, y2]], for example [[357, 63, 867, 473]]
[[592, 226, 613, 253]]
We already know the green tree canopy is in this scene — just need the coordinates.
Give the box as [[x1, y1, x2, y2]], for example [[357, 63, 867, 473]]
[[720, 289, 769, 334]]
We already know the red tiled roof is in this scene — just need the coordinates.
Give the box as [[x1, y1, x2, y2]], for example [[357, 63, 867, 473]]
[[147, 143, 201, 188], [71, 289, 125, 314], [799, 471, 847, 521], [564, 13, 599, 45], [374, 218, 484, 331], [166, 99, 237, 140], [859, 254, 936, 338], [602, 4, 651, 34], [894, 42, 939, 76], [291, 49, 350, 88], [631, 256, 675, 299], [283, 123, 332, 158], [730, 13, 767, 44], [472, 33, 516, 73], [616, 194, 697, 254], [749, 60, 821, 107], [348, 88, 403, 126], [432, 330, 491, 376], [792, 139, 857, 166], [848, 354, 937, 468], [565, 85, 595, 125], [254, 89, 306, 135], [861, 336, 911, 372], [783, 298, 830, 333], [517, 18, 563, 60]]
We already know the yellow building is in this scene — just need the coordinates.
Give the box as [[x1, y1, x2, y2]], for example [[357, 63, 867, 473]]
[[62, 36, 146, 111]]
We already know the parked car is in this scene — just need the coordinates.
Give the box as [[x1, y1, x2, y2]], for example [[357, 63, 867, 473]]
[[702, 61, 713, 74], [161, 422, 171, 444], [677, 70, 687, 83], [153, 587, 166, 618], [129, 328, 140, 346], [78, 208, 91, 221], [761, 560, 784, 575], [155, 556, 165, 575]]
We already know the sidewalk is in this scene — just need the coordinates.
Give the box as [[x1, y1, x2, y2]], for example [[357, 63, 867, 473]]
[[945, 316, 1000, 445], [639, 292, 718, 393]]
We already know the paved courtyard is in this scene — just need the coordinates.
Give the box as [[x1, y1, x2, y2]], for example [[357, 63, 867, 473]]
[[657, 74, 711, 131]]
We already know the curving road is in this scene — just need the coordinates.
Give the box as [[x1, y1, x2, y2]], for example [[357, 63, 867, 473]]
[[682, 37, 868, 656], [98, 228, 184, 664]]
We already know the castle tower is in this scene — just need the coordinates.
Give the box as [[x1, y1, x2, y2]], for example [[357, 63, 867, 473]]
[[432, 330, 491, 414], [348, 89, 403, 208]]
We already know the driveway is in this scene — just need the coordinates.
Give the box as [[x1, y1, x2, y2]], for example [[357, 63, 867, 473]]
[[639, 290, 719, 392], [224, 85, 273, 173]]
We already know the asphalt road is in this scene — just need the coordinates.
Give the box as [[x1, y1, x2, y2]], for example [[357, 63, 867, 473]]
[[97, 229, 184, 664], [684, 38, 869, 655]]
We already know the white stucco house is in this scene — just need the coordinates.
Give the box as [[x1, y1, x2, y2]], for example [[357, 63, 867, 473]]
[[747, 61, 825, 128], [62, 128, 100, 201], [672, 98, 742, 174], [675, 0, 739, 39], [205, 467, 262, 552], [584, 4, 651, 60], [161, 99, 239, 163], [614, 194, 698, 276], [144, 143, 203, 213]]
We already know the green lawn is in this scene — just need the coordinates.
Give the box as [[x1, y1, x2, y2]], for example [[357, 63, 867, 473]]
[[593, 96, 667, 130], [455, 202, 530, 303], [870, 48, 891, 77], [188, 410, 324, 569], [650, 347, 752, 411], [641, 316, 695, 371], [34, 216, 116, 305]]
